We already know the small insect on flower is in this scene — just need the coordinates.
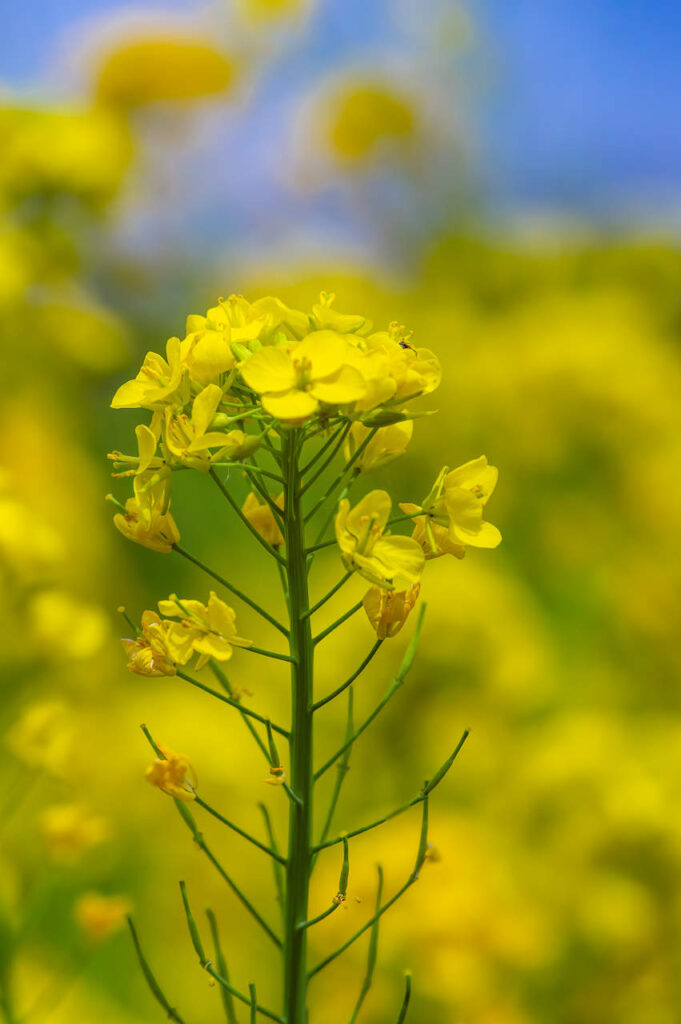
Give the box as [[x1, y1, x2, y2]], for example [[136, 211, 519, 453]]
[[146, 747, 197, 801]]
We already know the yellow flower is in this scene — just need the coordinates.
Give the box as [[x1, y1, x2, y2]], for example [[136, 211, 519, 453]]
[[163, 383, 257, 469], [74, 893, 132, 942], [357, 327, 440, 408], [121, 609, 187, 676], [240, 331, 366, 421], [5, 700, 73, 775], [112, 476, 180, 553], [344, 420, 413, 473], [109, 421, 164, 478], [334, 489, 425, 590], [399, 503, 466, 560], [41, 804, 109, 862], [0, 475, 64, 580], [157, 591, 252, 669], [265, 765, 286, 785], [110, 337, 183, 410], [363, 583, 420, 638], [187, 294, 308, 350], [325, 81, 416, 164], [180, 318, 235, 387], [146, 747, 197, 801], [241, 491, 285, 547], [419, 456, 502, 550]]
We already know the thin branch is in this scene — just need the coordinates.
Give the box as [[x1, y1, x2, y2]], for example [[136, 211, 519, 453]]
[[312, 641, 382, 713], [127, 917, 187, 1023], [300, 422, 352, 498], [140, 725, 282, 948], [303, 571, 353, 620], [348, 865, 384, 1024], [313, 689, 354, 869], [174, 544, 288, 636], [309, 801, 429, 979], [193, 794, 286, 864], [306, 426, 378, 525], [174, 800, 282, 949], [209, 662, 272, 761], [313, 600, 363, 645], [295, 903, 339, 930], [205, 909, 238, 1024], [314, 730, 469, 852], [300, 422, 345, 476], [243, 644, 295, 664], [210, 468, 286, 565], [180, 882, 283, 1022], [175, 670, 290, 739], [258, 802, 286, 924], [314, 606, 426, 781], [305, 537, 338, 555], [395, 972, 413, 1023]]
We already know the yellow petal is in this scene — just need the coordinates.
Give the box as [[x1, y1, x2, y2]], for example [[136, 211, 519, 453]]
[[294, 330, 346, 380], [184, 330, 234, 385], [192, 384, 223, 436], [262, 389, 319, 422], [241, 345, 296, 394], [135, 424, 157, 473], [371, 534, 425, 588], [310, 364, 366, 405]]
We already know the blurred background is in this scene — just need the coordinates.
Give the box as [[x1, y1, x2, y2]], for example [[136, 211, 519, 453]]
[[1, 1, 680, 1022]]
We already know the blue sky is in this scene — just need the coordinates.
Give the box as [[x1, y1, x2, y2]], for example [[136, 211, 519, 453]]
[[2, 0, 679, 234]]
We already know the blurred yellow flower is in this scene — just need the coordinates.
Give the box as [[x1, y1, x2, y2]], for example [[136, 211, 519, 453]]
[[28, 589, 109, 660], [311, 292, 373, 335], [110, 337, 183, 410], [345, 420, 413, 472], [41, 804, 109, 861], [335, 489, 425, 590], [363, 582, 420, 638], [157, 591, 252, 670], [240, 331, 366, 421], [146, 747, 197, 801], [242, 491, 285, 547], [0, 477, 64, 580], [74, 893, 132, 942], [95, 38, 237, 108], [325, 81, 416, 163], [112, 477, 179, 553], [5, 700, 73, 774], [419, 457, 502, 550]]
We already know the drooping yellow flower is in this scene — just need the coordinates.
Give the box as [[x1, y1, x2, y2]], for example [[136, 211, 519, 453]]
[[146, 747, 197, 801], [334, 489, 425, 590], [240, 331, 366, 421], [41, 804, 109, 862], [344, 420, 413, 473], [363, 583, 420, 638], [157, 591, 252, 669], [110, 337, 183, 410], [121, 609, 188, 676], [241, 491, 285, 547], [74, 893, 132, 942], [180, 317, 235, 387], [112, 476, 180, 553], [418, 456, 502, 550], [5, 700, 74, 775]]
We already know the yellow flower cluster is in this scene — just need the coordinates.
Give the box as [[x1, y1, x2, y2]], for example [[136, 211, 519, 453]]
[[121, 593, 251, 676], [109, 292, 500, 641]]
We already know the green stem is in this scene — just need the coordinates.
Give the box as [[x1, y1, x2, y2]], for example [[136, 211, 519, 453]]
[[193, 794, 286, 864], [281, 429, 315, 1024], [175, 669, 289, 739], [312, 600, 363, 645]]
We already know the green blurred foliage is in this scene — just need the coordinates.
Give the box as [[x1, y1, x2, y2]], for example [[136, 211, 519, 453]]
[[1, 14, 681, 1024]]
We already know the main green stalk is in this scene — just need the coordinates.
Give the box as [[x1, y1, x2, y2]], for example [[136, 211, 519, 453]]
[[282, 429, 314, 1023]]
